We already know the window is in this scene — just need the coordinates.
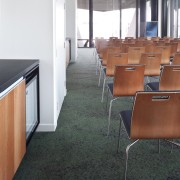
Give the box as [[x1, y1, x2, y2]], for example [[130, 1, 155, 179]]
[[77, 0, 89, 47]]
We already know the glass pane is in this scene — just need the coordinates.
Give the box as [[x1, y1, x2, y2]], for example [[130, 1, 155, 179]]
[[77, 0, 89, 47], [121, 0, 136, 38], [146, 0, 151, 22], [93, 0, 120, 39], [178, 0, 180, 37]]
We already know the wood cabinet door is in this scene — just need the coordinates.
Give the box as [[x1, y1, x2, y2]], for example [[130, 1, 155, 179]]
[[1, 90, 14, 180], [0, 79, 26, 180], [0, 97, 5, 180], [14, 80, 26, 173]]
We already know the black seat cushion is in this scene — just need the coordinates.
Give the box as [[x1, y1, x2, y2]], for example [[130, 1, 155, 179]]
[[119, 110, 132, 137], [146, 82, 159, 91], [107, 83, 113, 95]]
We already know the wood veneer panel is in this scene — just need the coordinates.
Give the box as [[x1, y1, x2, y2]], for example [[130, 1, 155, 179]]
[[4, 90, 14, 180], [0, 98, 5, 180], [14, 80, 26, 173]]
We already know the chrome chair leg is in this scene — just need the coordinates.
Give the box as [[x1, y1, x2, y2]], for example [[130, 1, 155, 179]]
[[98, 64, 102, 86], [166, 140, 180, 147], [147, 76, 150, 83], [117, 117, 122, 153], [170, 139, 174, 154], [165, 139, 180, 154], [106, 88, 110, 113], [107, 97, 119, 136], [101, 76, 106, 102], [96, 55, 99, 75], [125, 140, 139, 180], [158, 139, 161, 154]]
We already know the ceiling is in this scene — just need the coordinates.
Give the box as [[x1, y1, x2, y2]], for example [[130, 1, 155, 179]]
[[77, 0, 136, 11]]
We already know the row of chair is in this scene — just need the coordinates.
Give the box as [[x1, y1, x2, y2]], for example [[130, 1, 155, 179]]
[[95, 36, 180, 72], [101, 52, 180, 101], [97, 44, 180, 89], [94, 37, 180, 180], [95, 36, 180, 55]]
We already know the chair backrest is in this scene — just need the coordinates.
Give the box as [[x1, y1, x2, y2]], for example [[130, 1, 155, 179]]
[[135, 40, 145, 47], [114, 39, 123, 47], [144, 43, 155, 53], [155, 40, 165, 46], [171, 39, 180, 52], [106, 53, 128, 76], [101, 47, 122, 66], [109, 47, 122, 54], [154, 46, 171, 64], [131, 91, 180, 139], [121, 43, 135, 53], [125, 37, 134, 42], [109, 37, 118, 47], [128, 47, 145, 64], [98, 39, 109, 58], [101, 47, 109, 66], [169, 42, 178, 57], [159, 65, 180, 90], [139, 53, 161, 76], [151, 37, 160, 41], [113, 65, 145, 96], [172, 52, 180, 65]]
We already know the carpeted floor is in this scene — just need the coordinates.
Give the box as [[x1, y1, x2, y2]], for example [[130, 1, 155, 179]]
[[14, 48, 180, 180]]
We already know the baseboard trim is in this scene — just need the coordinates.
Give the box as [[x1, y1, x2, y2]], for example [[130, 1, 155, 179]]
[[36, 123, 57, 132]]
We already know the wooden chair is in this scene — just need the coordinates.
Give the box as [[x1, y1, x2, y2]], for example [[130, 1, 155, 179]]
[[98, 40, 110, 59], [109, 37, 118, 47], [106, 65, 145, 135], [96, 39, 109, 75], [169, 42, 178, 57], [140, 53, 161, 76], [118, 91, 180, 180], [121, 43, 135, 53], [144, 43, 155, 53], [128, 47, 145, 64], [171, 39, 180, 52], [114, 39, 123, 47], [147, 65, 180, 91], [172, 52, 180, 65], [139, 53, 161, 83], [101, 53, 128, 102], [98, 47, 122, 86], [151, 37, 160, 41], [154, 46, 171, 65], [154, 40, 165, 46], [125, 37, 134, 43], [134, 39, 145, 47]]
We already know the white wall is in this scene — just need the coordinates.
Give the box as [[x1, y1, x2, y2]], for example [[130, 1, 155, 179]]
[[66, 0, 77, 62], [53, 0, 66, 124], [0, 0, 66, 131]]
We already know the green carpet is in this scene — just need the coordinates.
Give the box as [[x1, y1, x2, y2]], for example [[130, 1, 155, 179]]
[[14, 48, 180, 180]]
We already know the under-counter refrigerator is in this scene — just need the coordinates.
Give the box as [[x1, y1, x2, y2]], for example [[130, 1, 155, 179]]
[[25, 66, 39, 144]]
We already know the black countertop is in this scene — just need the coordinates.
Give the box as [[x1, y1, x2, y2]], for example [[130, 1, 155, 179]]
[[0, 59, 39, 93]]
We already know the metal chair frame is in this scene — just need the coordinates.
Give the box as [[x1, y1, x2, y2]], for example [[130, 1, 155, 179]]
[[117, 91, 180, 180], [106, 65, 145, 136]]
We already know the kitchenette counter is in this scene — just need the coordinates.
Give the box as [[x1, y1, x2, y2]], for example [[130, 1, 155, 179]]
[[0, 59, 40, 179], [0, 59, 39, 93]]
